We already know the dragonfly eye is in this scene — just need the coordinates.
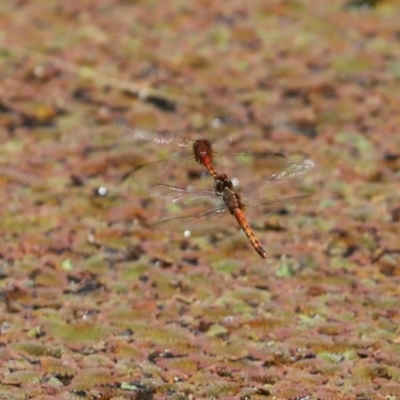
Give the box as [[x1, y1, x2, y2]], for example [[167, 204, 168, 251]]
[[214, 180, 224, 194], [214, 174, 234, 194], [192, 141, 201, 162], [220, 176, 233, 190]]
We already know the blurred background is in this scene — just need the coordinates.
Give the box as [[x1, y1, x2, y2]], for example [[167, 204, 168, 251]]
[[0, 0, 399, 398]]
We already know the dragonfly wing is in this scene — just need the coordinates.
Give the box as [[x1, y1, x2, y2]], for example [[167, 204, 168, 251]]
[[274, 158, 316, 180], [126, 127, 192, 147], [209, 129, 242, 145], [240, 158, 315, 203], [211, 150, 287, 179], [244, 194, 310, 217], [208, 130, 289, 177], [132, 151, 202, 180], [149, 183, 222, 207], [152, 207, 230, 232]]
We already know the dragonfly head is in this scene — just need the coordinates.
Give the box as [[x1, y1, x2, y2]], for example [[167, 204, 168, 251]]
[[193, 139, 213, 163]]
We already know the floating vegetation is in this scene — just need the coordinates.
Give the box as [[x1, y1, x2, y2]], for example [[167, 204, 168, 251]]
[[69, 368, 117, 391], [109, 340, 147, 359], [204, 339, 249, 360], [270, 384, 311, 400], [2, 370, 41, 386], [211, 259, 242, 275], [238, 363, 283, 385], [343, 0, 383, 10], [2, 0, 400, 397], [12, 341, 61, 358], [317, 351, 347, 364], [196, 379, 238, 398], [205, 323, 229, 338], [136, 324, 195, 352], [312, 388, 343, 400], [40, 356, 78, 378], [352, 362, 398, 382], [379, 383, 400, 398], [47, 321, 111, 344], [33, 268, 68, 288], [316, 322, 345, 336], [156, 357, 198, 376]]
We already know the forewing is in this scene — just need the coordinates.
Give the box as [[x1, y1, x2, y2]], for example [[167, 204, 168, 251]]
[[149, 182, 231, 232], [244, 194, 310, 217], [149, 182, 222, 207], [131, 151, 205, 182], [240, 158, 315, 205], [126, 127, 192, 147], [208, 130, 289, 178], [211, 150, 288, 180], [274, 158, 316, 180], [209, 129, 241, 145], [152, 207, 230, 232]]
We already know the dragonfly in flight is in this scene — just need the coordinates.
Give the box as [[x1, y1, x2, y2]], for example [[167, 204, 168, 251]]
[[149, 158, 315, 258], [127, 127, 286, 182]]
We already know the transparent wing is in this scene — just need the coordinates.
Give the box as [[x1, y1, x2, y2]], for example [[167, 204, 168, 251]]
[[126, 127, 193, 147], [131, 152, 201, 181], [240, 158, 315, 205], [244, 194, 310, 218], [149, 182, 222, 207], [128, 127, 288, 181], [210, 150, 287, 179], [209, 130, 236, 144], [152, 207, 230, 232], [272, 158, 315, 180], [205, 130, 251, 173]]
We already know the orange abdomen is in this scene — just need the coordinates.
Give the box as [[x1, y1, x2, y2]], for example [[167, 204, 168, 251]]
[[233, 209, 267, 259]]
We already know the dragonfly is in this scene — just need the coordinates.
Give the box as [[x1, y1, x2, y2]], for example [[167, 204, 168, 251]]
[[149, 158, 315, 259], [126, 127, 287, 182]]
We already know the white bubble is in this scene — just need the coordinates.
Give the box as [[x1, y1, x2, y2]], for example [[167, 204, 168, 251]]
[[212, 118, 222, 128], [231, 177, 239, 187], [138, 89, 148, 99], [34, 65, 45, 77], [183, 230, 191, 238], [97, 186, 107, 196]]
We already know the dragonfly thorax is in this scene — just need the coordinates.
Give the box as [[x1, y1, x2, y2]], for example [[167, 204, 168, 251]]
[[223, 189, 244, 215]]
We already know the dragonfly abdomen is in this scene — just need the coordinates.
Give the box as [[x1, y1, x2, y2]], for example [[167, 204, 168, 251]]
[[232, 208, 267, 259]]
